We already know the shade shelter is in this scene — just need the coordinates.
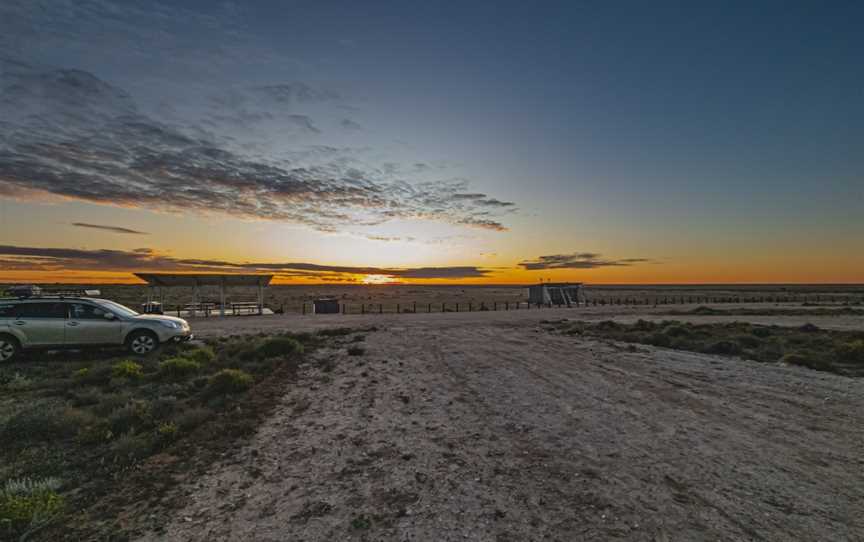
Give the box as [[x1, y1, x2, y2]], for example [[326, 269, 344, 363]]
[[133, 273, 274, 317], [527, 282, 585, 306]]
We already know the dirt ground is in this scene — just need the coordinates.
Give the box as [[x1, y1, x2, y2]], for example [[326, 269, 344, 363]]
[[135, 306, 864, 541]]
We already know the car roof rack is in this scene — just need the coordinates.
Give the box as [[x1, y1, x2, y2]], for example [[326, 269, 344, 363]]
[[2, 285, 101, 299]]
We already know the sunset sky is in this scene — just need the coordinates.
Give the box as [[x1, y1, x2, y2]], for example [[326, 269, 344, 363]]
[[1, 1, 862, 284]]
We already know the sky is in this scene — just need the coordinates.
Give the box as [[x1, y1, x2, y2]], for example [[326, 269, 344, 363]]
[[0, 0, 862, 284]]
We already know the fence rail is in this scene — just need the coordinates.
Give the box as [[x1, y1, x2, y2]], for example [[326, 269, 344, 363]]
[[278, 294, 864, 317]]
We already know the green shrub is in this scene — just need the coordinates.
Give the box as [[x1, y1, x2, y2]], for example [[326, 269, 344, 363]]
[[1, 408, 65, 443], [751, 326, 772, 337], [0, 477, 64, 534], [111, 360, 144, 380], [183, 346, 216, 365], [703, 341, 742, 356], [5, 372, 32, 391], [662, 325, 690, 337], [174, 407, 213, 431], [93, 392, 133, 417], [835, 340, 864, 364], [207, 369, 253, 395], [108, 400, 152, 435], [155, 422, 178, 445], [110, 432, 153, 464], [150, 396, 179, 420], [75, 364, 113, 386], [734, 334, 761, 349], [632, 319, 656, 331], [644, 333, 671, 347], [258, 337, 304, 359], [159, 357, 201, 380], [77, 420, 113, 445], [782, 352, 833, 372]]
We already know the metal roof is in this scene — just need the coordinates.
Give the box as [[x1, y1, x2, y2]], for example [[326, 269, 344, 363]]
[[133, 273, 274, 287]]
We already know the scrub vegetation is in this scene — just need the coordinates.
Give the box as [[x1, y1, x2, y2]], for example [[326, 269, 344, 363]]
[[558, 318, 864, 376], [0, 330, 347, 540]]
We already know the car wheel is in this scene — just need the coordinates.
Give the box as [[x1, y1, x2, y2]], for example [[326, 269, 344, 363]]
[[127, 330, 159, 355], [0, 335, 20, 364]]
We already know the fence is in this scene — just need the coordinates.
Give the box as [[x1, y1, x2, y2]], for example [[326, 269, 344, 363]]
[[282, 294, 864, 316]]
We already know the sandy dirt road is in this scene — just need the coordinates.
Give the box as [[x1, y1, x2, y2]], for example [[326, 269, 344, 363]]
[[142, 312, 864, 542]]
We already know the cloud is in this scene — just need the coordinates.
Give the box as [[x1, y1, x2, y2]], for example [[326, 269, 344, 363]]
[[0, 61, 514, 234], [72, 223, 148, 235], [518, 252, 654, 270], [0, 245, 493, 280], [340, 118, 363, 131]]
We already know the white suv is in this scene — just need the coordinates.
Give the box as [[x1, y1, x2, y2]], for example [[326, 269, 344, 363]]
[[0, 296, 193, 363]]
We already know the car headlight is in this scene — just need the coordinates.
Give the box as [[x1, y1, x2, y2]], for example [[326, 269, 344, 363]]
[[159, 320, 181, 329]]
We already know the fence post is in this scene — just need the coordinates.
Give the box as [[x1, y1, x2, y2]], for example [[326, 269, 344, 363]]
[[469, 302, 472, 312], [379, 304, 383, 314], [413, 302, 417, 313], [494, 301, 497, 311], [397, 303, 400, 314], [361, 304, 365, 315], [428, 303, 431, 313], [302, 303, 306, 315]]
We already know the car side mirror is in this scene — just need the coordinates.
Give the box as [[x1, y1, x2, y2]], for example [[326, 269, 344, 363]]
[[103, 312, 116, 320]]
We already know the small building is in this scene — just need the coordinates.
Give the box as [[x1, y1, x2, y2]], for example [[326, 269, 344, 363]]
[[313, 298, 340, 314], [527, 282, 585, 306]]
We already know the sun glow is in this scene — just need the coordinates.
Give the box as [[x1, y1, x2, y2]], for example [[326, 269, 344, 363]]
[[362, 274, 399, 284]]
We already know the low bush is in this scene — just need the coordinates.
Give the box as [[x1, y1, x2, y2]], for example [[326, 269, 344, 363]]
[[111, 432, 153, 464], [347, 346, 365, 356], [159, 357, 201, 380], [206, 369, 253, 395], [835, 340, 864, 364], [782, 352, 833, 372], [183, 346, 216, 365], [150, 396, 179, 420], [155, 422, 178, 445], [258, 337, 304, 359], [662, 325, 690, 337], [108, 400, 152, 435], [703, 341, 742, 356], [751, 326, 773, 337], [0, 477, 64, 535], [111, 360, 144, 380], [1, 408, 65, 443], [5, 372, 33, 391], [174, 407, 213, 431], [734, 334, 761, 349]]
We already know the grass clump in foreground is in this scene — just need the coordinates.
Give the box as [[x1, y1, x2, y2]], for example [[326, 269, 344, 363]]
[[0, 477, 64, 538], [0, 332, 323, 540], [562, 319, 864, 376]]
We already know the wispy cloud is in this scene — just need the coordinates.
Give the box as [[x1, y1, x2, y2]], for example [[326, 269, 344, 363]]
[[72, 223, 148, 235], [0, 245, 493, 280], [518, 252, 654, 270], [0, 61, 515, 234]]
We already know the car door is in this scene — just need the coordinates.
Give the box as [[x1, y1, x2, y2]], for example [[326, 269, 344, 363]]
[[66, 302, 123, 345], [12, 302, 67, 346]]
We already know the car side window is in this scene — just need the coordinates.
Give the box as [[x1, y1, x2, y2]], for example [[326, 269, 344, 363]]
[[15, 303, 67, 319], [0, 303, 18, 318], [68, 303, 110, 320]]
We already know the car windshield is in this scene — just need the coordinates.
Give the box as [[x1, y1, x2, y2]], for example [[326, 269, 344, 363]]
[[94, 299, 139, 318]]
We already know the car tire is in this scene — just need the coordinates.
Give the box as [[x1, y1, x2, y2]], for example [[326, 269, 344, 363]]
[[0, 335, 21, 364], [126, 330, 159, 356]]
